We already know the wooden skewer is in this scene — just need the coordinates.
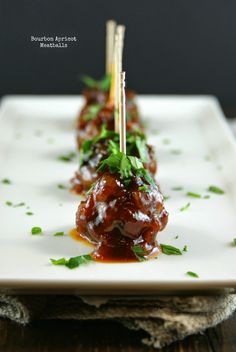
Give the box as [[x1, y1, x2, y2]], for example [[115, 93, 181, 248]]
[[106, 20, 116, 75], [119, 71, 126, 154], [109, 34, 119, 110], [116, 25, 125, 72], [115, 25, 125, 133]]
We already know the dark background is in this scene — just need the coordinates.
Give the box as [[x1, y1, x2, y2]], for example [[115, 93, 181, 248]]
[[1, 0, 236, 111]]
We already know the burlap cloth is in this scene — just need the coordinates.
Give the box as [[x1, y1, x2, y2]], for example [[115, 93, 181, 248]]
[[1, 121, 236, 349], [0, 293, 236, 349]]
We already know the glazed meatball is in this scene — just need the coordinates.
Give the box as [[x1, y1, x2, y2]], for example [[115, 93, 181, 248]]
[[71, 134, 157, 195], [76, 172, 168, 261], [76, 98, 140, 148]]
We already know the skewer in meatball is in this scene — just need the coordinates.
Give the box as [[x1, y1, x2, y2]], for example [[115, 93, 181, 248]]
[[76, 99, 140, 148], [71, 126, 157, 195]]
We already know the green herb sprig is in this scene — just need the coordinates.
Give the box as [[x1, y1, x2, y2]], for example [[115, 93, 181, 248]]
[[160, 244, 187, 255], [50, 254, 93, 269], [180, 203, 191, 212], [58, 152, 76, 162], [207, 185, 225, 195], [31, 227, 42, 235], [132, 245, 146, 261], [186, 271, 199, 278], [83, 104, 104, 122], [81, 74, 111, 91], [1, 178, 11, 185], [97, 151, 155, 188]]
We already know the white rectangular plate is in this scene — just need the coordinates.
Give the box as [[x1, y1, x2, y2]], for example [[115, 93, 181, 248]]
[[0, 95, 236, 294]]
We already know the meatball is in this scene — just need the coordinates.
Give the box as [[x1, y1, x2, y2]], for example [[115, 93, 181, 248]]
[[76, 172, 168, 261], [71, 136, 157, 195], [76, 99, 140, 148], [83, 87, 137, 106]]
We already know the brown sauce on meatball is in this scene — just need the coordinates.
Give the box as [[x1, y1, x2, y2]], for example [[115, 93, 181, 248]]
[[75, 172, 168, 262], [71, 136, 157, 195]]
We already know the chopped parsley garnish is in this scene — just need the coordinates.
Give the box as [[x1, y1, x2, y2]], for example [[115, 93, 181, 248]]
[[174, 235, 179, 239], [79, 125, 149, 167], [203, 195, 210, 199], [233, 238, 236, 246], [26, 212, 33, 216], [180, 203, 191, 212], [138, 185, 150, 192], [86, 183, 95, 195], [5, 201, 26, 208], [183, 245, 188, 252], [163, 195, 170, 201], [83, 104, 104, 121], [162, 138, 171, 145], [98, 152, 156, 188], [50, 254, 93, 269], [50, 257, 66, 265], [186, 271, 199, 278], [31, 227, 42, 235], [57, 184, 67, 190], [135, 136, 149, 162], [172, 186, 183, 191], [58, 152, 76, 162], [79, 125, 117, 166], [81, 74, 111, 91], [186, 192, 201, 198], [13, 202, 25, 207], [132, 245, 146, 261], [53, 231, 64, 237], [160, 244, 183, 255], [207, 185, 225, 195], [170, 149, 182, 155], [1, 178, 11, 185]]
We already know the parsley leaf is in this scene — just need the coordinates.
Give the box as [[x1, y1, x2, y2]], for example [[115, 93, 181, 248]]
[[132, 245, 146, 261], [50, 258, 67, 265], [172, 187, 183, 191], [135, 137, 149, 162], [26, 212, 33, 216], [31, 227, 42, 235], [13, 202, 25, 207], [98, 152, 156, 188], [180, 203, 191, 212], [57, 184, 67, 190], [160, 244, 187, 255], [50, 254, 94, 269], [53, 232, 65, 236], [138, 185, 150, 192], [186, 192, 201, 198], [207, 185, 225, 195], [163, 195, 170, 201], [83, 104, 103, 121], [1, 178, 11, 185], [58, 152, 76, 162], [183, 245, 188, 252], [81, 74, 111, 91], [233, 238, 236, 246], [170, 149, 182, 155], [186, 271, 199, 278]]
